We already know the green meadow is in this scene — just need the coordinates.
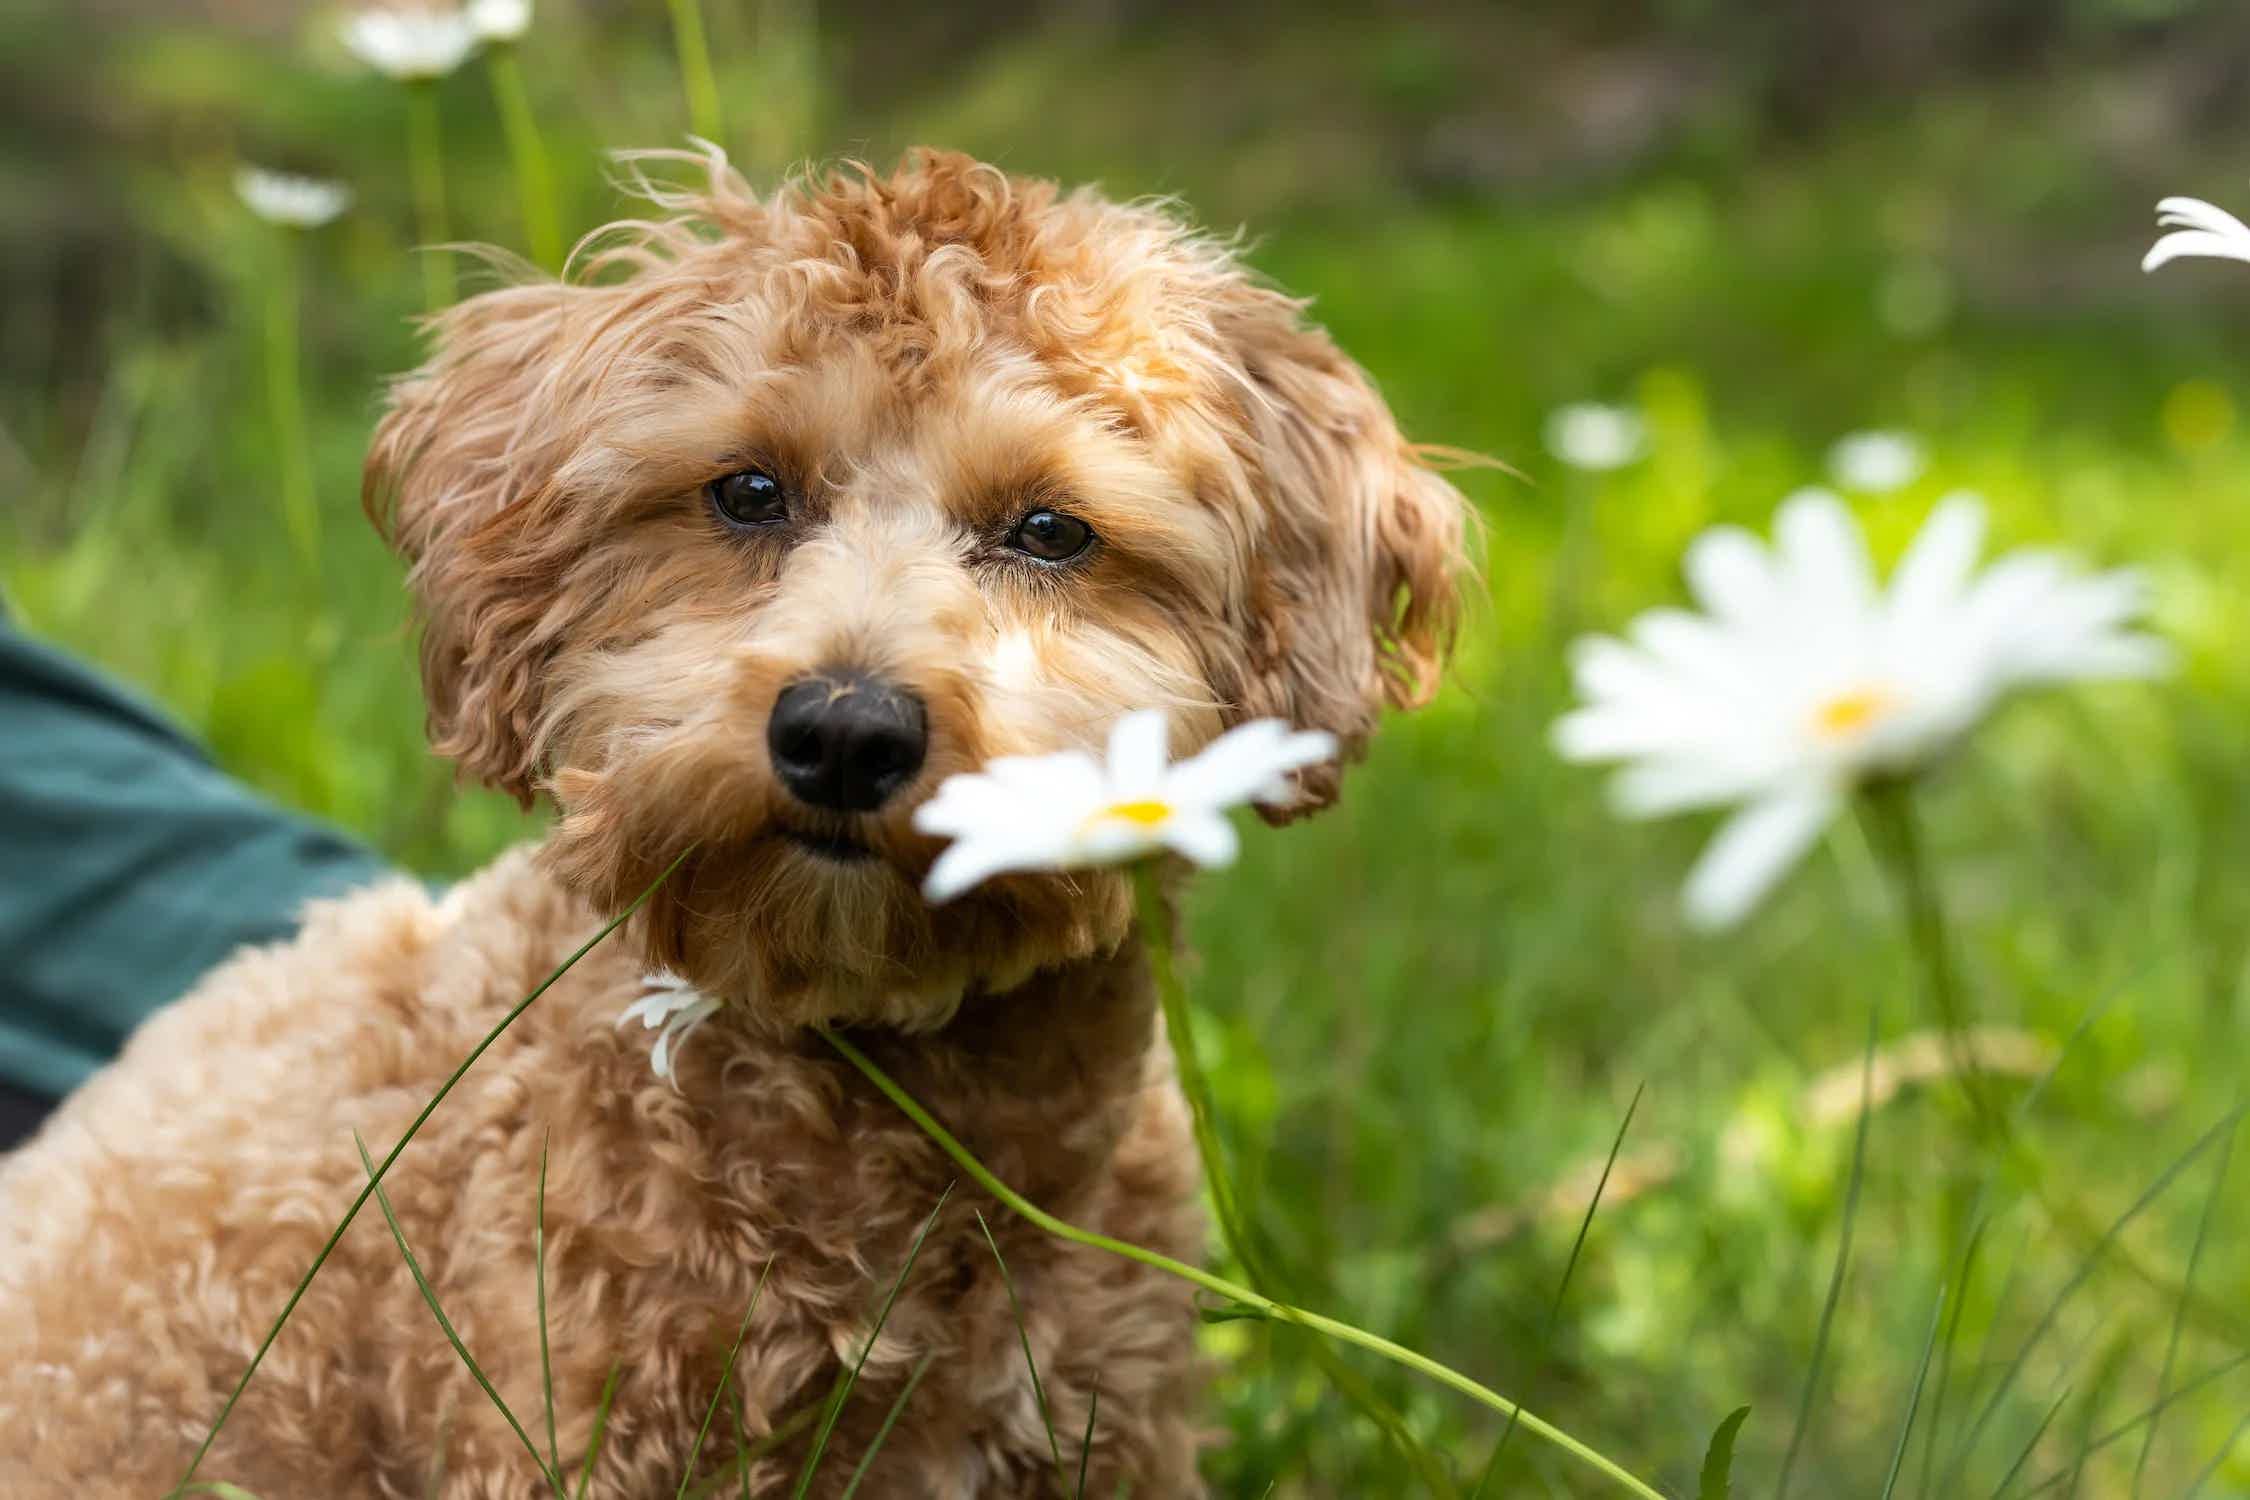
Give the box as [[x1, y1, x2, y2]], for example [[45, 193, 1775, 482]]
[[9, 3, 2250, 1494]]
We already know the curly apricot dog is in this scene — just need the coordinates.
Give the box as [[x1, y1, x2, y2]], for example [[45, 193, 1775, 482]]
[[0, 149, 1465, 1497]]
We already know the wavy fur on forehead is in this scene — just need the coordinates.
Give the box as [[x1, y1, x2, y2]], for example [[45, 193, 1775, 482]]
[[366, 144, 1465, 813]]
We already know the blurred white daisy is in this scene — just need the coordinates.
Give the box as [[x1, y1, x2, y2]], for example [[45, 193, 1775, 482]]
[[1826, 430, 1925, 494], [468, 0, 532, 42], [1544, 402, 1647, 472], [2143, 194, 2250, 273], [914, 711, 1338, 903], [234, 165, 352, 228], [618, 971, 721, 1084], [1553, 488, 2168, 930], [341, 6, 481, 80]]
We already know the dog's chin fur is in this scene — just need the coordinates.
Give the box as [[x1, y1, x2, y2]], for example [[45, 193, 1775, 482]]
[[0, 146, 1471, 1496], [577, 821, 1137, 1033]]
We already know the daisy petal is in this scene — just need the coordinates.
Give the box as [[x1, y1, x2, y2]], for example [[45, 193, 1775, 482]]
[[1107, 710, 1173, 797], [1684, 526, 1784, 629], [2144, 230, 2250, 273], [1161, 812, 1239, 868], [1886, 491, 1987, 625], [1774, 488, 1876, 619], [923, 831, 1058, 903], [1681, 786, 1840, 931]]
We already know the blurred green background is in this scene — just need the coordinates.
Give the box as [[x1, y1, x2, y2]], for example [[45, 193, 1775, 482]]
[[11, 1, 2250, 1494]]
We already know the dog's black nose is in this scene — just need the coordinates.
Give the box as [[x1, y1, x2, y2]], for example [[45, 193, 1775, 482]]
[[767, 674, 928, 813]]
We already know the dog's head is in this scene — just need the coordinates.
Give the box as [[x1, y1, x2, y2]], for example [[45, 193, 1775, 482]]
[[367, 148, 1467, 1028]]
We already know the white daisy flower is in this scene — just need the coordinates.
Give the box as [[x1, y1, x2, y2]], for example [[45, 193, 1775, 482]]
[[340, 6, 481, 81], [2143, 194, 2250, 273], [1544, 402, 1647, 472], [467, 0, 532, 42], [618, 971, 722, 1084], [1827, 430, 1925, 494], [233, 166, 352, 228], [913, 711, 1339, 903], [1553, 488, 2168, 930]]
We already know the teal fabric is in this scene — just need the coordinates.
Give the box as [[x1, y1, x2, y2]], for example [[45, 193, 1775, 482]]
[[0, 610, 390, 1099]]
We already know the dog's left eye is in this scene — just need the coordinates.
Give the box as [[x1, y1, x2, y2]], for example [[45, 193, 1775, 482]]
[[708, 468, 788, 528], [1007, 509, 1095, 563]]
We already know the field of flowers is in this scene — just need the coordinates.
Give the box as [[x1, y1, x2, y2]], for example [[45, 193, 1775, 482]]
[[10, 1, 2250, 1494]]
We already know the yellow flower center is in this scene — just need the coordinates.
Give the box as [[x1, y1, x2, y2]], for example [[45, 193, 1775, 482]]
[[1810, 685, 1899, 741], [1095, 799, 1175, 829]]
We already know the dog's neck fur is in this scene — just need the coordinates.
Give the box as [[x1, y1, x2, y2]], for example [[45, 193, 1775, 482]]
[[831, 934, 1164, 1209]]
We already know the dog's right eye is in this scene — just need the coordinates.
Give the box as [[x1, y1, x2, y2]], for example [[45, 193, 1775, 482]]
[[708, 468, 788, 528]]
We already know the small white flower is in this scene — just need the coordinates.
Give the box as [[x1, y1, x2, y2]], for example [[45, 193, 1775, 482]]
[[1553, 489, 2168, 930], [341, 6, 481, 81], [234, 165, 352, 228], [1544, 402, 1647, 473], [1826, 430, 1925, 494], [2142, 194, 2250, 273], [913, 711, 1339, 903], [467, 0, 531, 42], [618, 971, 722, 1084]]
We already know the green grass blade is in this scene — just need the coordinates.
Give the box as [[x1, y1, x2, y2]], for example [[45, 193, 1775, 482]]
[[975, 1208, 1067, 1487], [1475, 1082, 1645, 1499], [2130, 1121, 2234, 1500], [1879, 1286, 1946, 1500], [1917, 1216, 1987, 1500], [2180, 1406, 2250, 1500], [1698, 1405, 1752, 1500], [734, 1337, 753, 1500], [1773, 1000, 1881, 1500], [1945, 1104, 2245, 1487], [537, 1131, 561, 1485], [573, 1362, 625, 1500], [674, 1256, 777, 1500], [167, 849, 687, 1497], [1076, 1380, 1101, 1498], [1986, 1383, 2071, 1500], [353, 1131, 564, 1497], [2009, 1350, 2250, 1499], [838, 1349, 938, 1500], [791, 1182, 956, 1498]]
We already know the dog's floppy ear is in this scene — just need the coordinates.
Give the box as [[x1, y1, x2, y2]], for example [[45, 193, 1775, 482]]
[[365, 281, 596, 805], [1214, 286, 1470, 817]]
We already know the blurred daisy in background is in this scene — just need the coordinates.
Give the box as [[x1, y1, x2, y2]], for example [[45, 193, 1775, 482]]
[[468, 0, 532, 43], [341, 5, 481, 80], [2142, 193, 2250, 273], [915, 711, 1338, 902], [1553, 488, 2168, 929], [234, 166, 352, 228], [1544, 402, 1647, 472], [1826, 430, 1925, 494]]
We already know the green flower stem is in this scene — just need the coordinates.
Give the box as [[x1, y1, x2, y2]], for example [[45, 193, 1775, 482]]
[[1130, 865, 1254, 1256], [261, 238, 317, 570], [666, 0, 725, 144], [486, 47, 563, 269], [1858, 781, 1997, 1132], [1131, 866, 1464, 1499], [816, 1022, 1664, 1500], [405, 80, 453, 311]]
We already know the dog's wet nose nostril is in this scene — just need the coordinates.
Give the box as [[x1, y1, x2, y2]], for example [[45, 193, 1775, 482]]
[[767, 675, 929, 813]]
